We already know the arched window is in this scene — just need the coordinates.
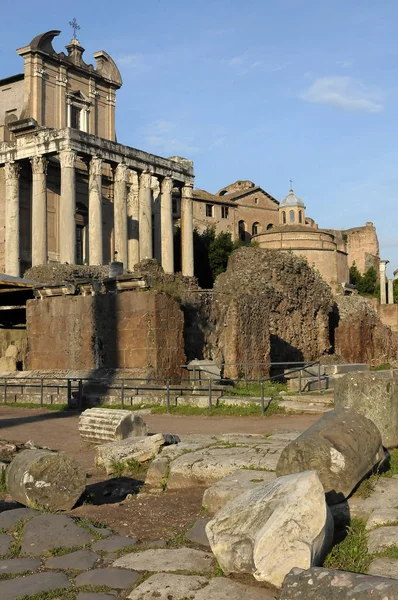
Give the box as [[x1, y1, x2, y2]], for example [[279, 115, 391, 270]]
[[282, 211, 286, 224], [289, 210, 295, 223], [267, 223, 273, 230], [299, 210, 303, 224], [252, 222, 260, 235], [238, 220, 246, 241]]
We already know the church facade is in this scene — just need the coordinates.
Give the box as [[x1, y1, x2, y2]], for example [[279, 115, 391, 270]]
[[0, 30, 195, 277]]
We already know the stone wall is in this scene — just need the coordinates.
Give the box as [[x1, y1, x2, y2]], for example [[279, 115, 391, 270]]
[[189, 247, 334, 378], [334, 295, 398, 365], [26, 290, 185, 378]]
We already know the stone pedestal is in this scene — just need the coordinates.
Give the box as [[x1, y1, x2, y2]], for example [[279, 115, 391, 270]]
[[31, 156, 48, 267], [60, 150, 77, 265], [4, 162, 20, 276], [139, 171, 153, 260], [161, 177, 174, 274], [114, 163, 128, 268], [88, 156, 103, 265], [127, 169, 139, 270], [181, 183, 194, 277]]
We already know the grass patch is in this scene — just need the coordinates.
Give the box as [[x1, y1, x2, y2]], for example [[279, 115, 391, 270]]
[[0, 469, 7, 492], [150, 400, 283, 417], [371, 364, 392, 371], [374, 545, 398, 558], [354, 475, 378, 499], [74, 518, 109, 541], [166, 530, 188, 548], [9, 518, 30, 558], [1, 402, 69, 411], [109, 458, 148, 478], [228, 381, 287, 398], [382, 449, 398, 477], [46, 545, 84, 557], [323, 518, 371, 573]]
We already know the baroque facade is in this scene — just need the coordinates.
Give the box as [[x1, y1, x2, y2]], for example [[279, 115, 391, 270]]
[[0, 30, 195, 277]]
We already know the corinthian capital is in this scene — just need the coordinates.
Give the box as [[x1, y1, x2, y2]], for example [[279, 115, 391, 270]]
[[59, 150, 77, 169], [140, 170, 152, 189], [161, 176, 174, 195], [4, 162, 20, 180], [30, 156, 48, 175], [90, 156, 102, 177], [114, 163, 128, 183]]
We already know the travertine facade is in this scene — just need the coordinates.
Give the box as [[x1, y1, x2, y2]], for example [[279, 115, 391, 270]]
[[0, 30, 194, 277]]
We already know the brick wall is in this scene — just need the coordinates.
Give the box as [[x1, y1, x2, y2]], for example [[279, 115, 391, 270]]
[[26, 290, 185, 378]]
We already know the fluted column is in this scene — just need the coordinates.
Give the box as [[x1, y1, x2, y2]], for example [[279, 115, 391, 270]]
[[4, 162, 20, 276], [30, 156, 48, 266], [88, 156, 103, 265], [113, 163, 128, 268], [161, 177, 174, 274], [388, 279, 394, 305], [379, 260, 389, 305], [60, 150, 77, 264], [181, 183, 194, 276], [127, 169, 139, 270], [139, 170, 153, 260]]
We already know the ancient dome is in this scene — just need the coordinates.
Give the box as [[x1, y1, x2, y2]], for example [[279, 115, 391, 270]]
[[279, 188, 305, 208]]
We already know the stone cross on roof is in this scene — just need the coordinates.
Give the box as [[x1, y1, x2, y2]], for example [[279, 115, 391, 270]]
[[69, 17, 81, 40]]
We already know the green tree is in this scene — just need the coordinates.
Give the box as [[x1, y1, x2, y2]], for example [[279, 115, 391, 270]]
[[208, 231, 234, 280], [361, 266, 378, 296], [349, 262, 362, 288]]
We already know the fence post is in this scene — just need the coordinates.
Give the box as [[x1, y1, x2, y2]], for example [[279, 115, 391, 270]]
[[3, 378, 6, 405], [208, 379, 212, 411], [318, 362, 321, 392], [166, 379, 170, 413], [260, 380, 265, 416], [40, 378, 44, 407], [78, 379, 83, 409], [67, 379, 71, 404], [121, 379, 125, 409], [298, 370, 302, 394], [244, 364, 248, 390]]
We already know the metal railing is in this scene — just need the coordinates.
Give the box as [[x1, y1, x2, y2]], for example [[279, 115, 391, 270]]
[[0, 360, 322, 414]]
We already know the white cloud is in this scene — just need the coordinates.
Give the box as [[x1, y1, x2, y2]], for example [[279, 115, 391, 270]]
[[301, 76, 383, 113], [116, 53, 148, 71], [228, 54, 246, 67]]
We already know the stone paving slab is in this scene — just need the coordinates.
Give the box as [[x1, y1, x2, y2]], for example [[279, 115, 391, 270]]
[[194, 577, 277, 599], [0, 557, 40, 574], [85, 524, 114, 538], [0, 508, 40, 531], [186, 518, 211, 547], [368, 557, 398, 578], [0, 533, 14, 556], [114, 547, 214, 573], [45, 549, 100, 571], [20, 514, 92, 557], [366, 508, 398, 530], [92, 535, 138, 553], [367, 525, 398, 554], [75, 567, 141, 588], [349, 476, 398, 519], [128, 573, 208, 599], [0, 571, 71, 600]]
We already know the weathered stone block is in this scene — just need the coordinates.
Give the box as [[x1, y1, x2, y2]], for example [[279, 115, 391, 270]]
[[334, 370, 398, 447], [206, 470, 333, 589], [276, 408, 384, 504], [78, 408, 148, 445]]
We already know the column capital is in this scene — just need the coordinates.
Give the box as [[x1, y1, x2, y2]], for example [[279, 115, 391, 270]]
[[140, 170, 152, 188], [127, 168, 139, 186], [59, 150, 77, 169], [4, 161, 20, 180], [90, 156, 102, 176], [161, 176, 174, 194], [30, 155, 48, 175], [114, 163, 128, 182], [181, 182, 193, 198]]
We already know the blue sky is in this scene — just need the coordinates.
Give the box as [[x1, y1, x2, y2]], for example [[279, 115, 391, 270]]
[[1, 0, 398, 274]]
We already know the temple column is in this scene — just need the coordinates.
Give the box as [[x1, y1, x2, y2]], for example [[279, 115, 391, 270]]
[[88, 156, 103, 265], [113, 163, 128, 267], [379, 260, 389, 305], [30, 156, 48, 267], [139, 170, 153, 260], [4, 162, 20, 276], [160, 177, 174, 274], [388, 279, 394, 304], [60, 150, 77, 264], [127, 169, 139, 270], [181, 183, 194, 276]]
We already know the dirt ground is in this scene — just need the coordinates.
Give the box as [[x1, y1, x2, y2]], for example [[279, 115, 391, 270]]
[[0, 407, 319, 543]]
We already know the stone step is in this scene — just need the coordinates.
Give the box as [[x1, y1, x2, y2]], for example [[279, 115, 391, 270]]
[[278, 400, 332, 414]]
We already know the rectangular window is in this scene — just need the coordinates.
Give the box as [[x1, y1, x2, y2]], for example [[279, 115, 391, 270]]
[[221, 206, 229, 219], [206, 204, 214, 217]]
